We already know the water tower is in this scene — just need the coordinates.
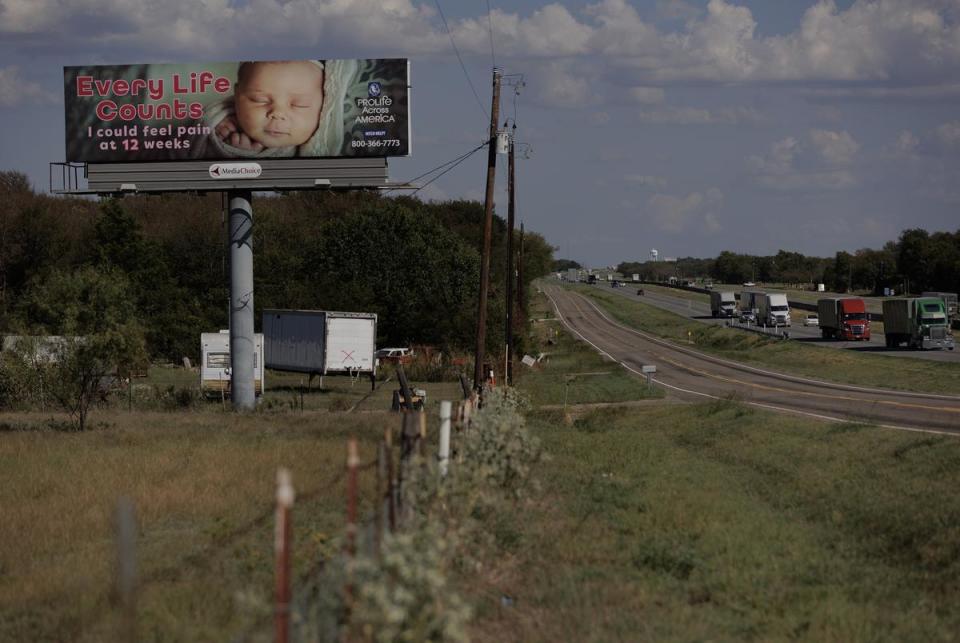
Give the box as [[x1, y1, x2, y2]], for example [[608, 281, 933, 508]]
[[651, 248, 659, 262]]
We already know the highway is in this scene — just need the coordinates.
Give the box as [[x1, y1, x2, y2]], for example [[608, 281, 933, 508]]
[[544, 285, 960, 435], [595, 282, 960, 363]]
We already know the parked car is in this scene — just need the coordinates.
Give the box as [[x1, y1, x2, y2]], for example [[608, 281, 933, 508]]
[[803, 313, 819, 327], [742, 281, 756, 287], [375, 347, 413, 364], [739, 309, 756, 324]]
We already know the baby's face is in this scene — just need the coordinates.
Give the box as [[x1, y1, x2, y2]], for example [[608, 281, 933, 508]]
[[235, 62, 324, 148]]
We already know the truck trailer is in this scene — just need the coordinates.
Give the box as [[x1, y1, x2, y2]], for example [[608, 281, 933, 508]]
[[710, 291, 737, 318], [757, 292, 791, 327], [740, 290, 763, 314], [882, 298, 954, 350], [263, 310, 378, 377], [200, 331, 265, 398], [817, 298, 870, 340]]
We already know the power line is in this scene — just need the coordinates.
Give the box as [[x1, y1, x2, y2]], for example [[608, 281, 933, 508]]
[[486, 0, 497, 68], [435, 0, 488, 121], [413, 143, 487, 195], [384, 141, 488, 195]]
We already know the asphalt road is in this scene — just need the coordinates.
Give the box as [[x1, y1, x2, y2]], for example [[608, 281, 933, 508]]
[[544, 285, 960, 435], [590, 282, 960, 364]]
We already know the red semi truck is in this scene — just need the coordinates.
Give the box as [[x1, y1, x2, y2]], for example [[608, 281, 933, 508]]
[[817, 297, 871, 340]]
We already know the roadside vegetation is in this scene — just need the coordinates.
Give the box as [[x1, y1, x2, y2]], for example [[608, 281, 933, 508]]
[[572, 284, 960, 396]]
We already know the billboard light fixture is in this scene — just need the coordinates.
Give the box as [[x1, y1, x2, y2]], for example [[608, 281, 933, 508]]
[[314, 179, 332, 186], [120, 183, 137, 192]]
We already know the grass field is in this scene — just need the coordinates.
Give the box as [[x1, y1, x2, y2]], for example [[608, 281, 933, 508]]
[[570, 284, 960, 395], [460, 290, 960, 641], [6, 284, 959, 641]]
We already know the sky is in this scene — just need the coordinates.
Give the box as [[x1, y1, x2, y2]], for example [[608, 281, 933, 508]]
[[1, 0, 959, 267]]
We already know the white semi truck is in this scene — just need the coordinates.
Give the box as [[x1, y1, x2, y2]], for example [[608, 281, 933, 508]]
[[757, 292, 791, 327], [710, 291, 737, 318]]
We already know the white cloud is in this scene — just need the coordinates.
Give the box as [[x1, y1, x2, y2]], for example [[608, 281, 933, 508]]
[[893, 130, 920, 156], [936, 121, 960, 147], [646, 187, 723, 233], [625, 174, 668, 189], [638, 105, 763, 125], [0, 65, 56, 107], [529, 60, 597, 108], [810, 129, 859, 165], [628, 86, 665, 105], [748, 134, 857, 190], [2, 0, 958, 92]]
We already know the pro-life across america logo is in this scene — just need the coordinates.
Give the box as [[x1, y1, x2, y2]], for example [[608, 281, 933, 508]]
[[367, 82, 382, 97], [208, 162, 263, 179]]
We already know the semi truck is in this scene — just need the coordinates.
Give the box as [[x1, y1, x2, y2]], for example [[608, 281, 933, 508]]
[[757, 292, 791, 327], [710, 291, 737, 318], [200, 331, 264, 398], [882, 298, 955, 350], [817, 298, 871, 340], [263, 309, 378, 378], [921, 292, 958, 326], [740, 290, 763, 314]]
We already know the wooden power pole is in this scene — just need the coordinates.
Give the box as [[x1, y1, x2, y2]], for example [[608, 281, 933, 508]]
[[473, 68, 502, 390], [505, 124, 516, 386]]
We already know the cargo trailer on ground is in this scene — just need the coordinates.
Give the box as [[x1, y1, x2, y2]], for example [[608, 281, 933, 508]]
[[263, 310, 378, 381]]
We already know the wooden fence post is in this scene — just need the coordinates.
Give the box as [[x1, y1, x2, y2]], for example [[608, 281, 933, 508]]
[[385, 427, 396, 532], [438, 401, 452, 477], [346, 439, 359, 557], [274, 468, 294, 643], [114, 496, 137, 643]]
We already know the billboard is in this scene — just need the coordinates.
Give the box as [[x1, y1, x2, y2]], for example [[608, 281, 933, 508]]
[[64, 59, 409, 163]]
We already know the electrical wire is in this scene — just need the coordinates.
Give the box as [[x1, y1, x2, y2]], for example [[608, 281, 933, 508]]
[[411, 143, 488, 195], [435, 0, 488, 121], [384, 141, 488, 195]]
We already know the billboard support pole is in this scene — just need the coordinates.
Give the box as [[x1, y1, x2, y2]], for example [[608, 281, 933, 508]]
[[228, 190, 256, 411], [473, 67, 502, 392], [505, 124, 516, 387]]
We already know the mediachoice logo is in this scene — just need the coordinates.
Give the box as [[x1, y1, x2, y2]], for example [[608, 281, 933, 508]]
[[367, 82, 382, 97], [209, 162, 263, 179]]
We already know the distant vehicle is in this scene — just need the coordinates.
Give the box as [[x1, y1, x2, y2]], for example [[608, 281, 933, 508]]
[[742, 281, 756, 287], [758, 292, 791, 327], [636, 288, 644, 296], [739, 309, 756, 324], [803, 314, 819, 327], [632, 274, 640, 283], [611, 280, 621, 288], [740, 290, 763, 319], [200, 331, 264, 398], [921, 292, 958, 325], [587, 274, 598, 284], [376, 347, 413, 363], [710, 291, 737, 318], [882, 298, 955, 350], [817, 298, 870, 340]]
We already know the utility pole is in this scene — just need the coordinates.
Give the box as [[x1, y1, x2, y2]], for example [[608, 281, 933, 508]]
[[505, 123, 516, 386], [517, 222, 525, 318], [473, 68, 502, 391]]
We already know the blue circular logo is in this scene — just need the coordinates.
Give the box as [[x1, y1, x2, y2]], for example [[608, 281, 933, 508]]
[[368, 82, 382, 97]]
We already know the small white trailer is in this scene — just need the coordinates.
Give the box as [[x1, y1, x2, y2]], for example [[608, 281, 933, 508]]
[[200, 331, 265, 398]]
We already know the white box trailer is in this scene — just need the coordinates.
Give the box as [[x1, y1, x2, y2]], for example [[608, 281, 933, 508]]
[[263, 310, 377, 376], [200, 331, 264, 397]]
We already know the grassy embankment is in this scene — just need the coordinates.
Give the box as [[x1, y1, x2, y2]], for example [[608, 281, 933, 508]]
[[465, 289, 960, 641], [570, 284, 960, 395], [0, 369, 465, 642]]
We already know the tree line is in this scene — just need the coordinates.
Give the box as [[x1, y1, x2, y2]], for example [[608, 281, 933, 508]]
[[616, 230, 960, 295], [0, 170, 553, 364]]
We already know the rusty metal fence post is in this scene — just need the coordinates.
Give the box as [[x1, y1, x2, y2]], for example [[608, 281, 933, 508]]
[[274, 469, 294, 643]]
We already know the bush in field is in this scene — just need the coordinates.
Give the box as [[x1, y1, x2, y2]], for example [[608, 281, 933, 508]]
[[13, 267, 147, 430], [317, 387, 541, 640]]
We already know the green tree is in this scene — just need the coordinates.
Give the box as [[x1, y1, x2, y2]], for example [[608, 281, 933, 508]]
[[16, 266, 146, 430]]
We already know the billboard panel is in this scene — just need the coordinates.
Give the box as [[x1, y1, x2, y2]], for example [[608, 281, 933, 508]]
[[64, 59, 409, 163]]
